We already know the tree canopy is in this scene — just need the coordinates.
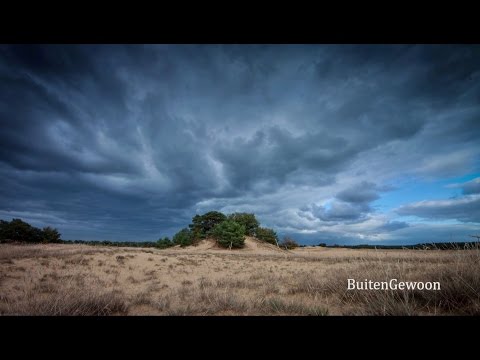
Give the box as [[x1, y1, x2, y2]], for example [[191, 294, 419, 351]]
[[256, 227, 278, 245], [211, 220, 246, 248], [189, 211, 227, 239], [227, 213, 259, 236], [0, 218, 61, 243]]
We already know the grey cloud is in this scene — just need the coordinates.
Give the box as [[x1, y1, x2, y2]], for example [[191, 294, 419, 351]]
[[461, 178, 480, 195], [0, 44, 479, 241], [299, 181, 390, 224], [336, 181, 380, 204], [396, 195, 480, 223], [376, 221, 409, 232], [311, 201, 370, 222]]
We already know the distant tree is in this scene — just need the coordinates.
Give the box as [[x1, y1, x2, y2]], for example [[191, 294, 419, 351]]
[[256, 227, 278, 245], [279, 236, 299, 250], [41, 226, 61, 243], [0, 220, 10, 243], [173, 228, 194, 247], [211, 220, 246, 248], [227, 213, 259, 236], [188, 211, 227, 239], [318, 243, 327, 247], [0, 218, 43, 243], [157, 236, 173, 249]]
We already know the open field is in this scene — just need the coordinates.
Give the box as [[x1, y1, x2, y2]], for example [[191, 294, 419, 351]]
[[1, 237, 479, 315]]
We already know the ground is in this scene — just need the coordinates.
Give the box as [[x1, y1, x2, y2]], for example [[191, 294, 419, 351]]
[[1, 237, 479, 315]]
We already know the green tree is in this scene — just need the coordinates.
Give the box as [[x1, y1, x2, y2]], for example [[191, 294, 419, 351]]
[[188, 211, 227, 239], [256, 227, 278, 245], [0, 218, 43, 243], [41, 226, 61, 243], [211, 220, 246, 248], [173, 228, 194, 247], [157, 236, 173, 249], [227, 213, 259, 236], [189, 214, 204, 239]]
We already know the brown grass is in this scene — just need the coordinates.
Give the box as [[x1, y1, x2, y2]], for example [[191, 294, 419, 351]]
[[0, 243, 478, 315]]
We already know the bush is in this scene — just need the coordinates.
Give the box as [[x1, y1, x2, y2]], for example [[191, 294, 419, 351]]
[[189, 211, 227, 239], [256, 227, 278, 245], [279, 236, 299, 250], [157, 237, 173, 249], [173, 228, 194, 247], [211, 220, 246, 248], [42, 226, 61, 243], [227, 213, 259, 236]]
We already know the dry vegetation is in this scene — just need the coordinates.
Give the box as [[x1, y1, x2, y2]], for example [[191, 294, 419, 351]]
[[0, 239, 479, 315]]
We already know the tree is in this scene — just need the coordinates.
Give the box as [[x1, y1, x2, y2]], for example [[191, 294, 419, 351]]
[[227, 213, 259, 236], [173, 228, 194, 247], [256, 227, 278, 245], [42, 226, 61, 243], [279, 236, 299, 250], [188, 211, 227, 239], [211, 220, 246, 248], [0, 218, 43, 243], [157, 236, 173, 249]]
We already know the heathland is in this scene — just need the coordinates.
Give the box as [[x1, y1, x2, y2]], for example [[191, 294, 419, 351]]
[[1, 238, 479, 315]]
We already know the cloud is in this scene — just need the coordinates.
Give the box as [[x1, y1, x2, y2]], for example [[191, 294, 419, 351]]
[[0, 44, 479, 241], [461, 177, 480, 195], [375, 221, 409, 232], [336, 181, 381, 203], [396, 194, 480, 223]]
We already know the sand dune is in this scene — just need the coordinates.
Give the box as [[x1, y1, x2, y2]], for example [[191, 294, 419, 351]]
[[172, 236, 287, 254]]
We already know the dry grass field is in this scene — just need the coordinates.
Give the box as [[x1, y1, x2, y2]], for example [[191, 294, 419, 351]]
[[1, 237, 479, 316]]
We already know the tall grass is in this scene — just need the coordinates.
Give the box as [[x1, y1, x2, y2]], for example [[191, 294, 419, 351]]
[[0, 243, 479, 315]]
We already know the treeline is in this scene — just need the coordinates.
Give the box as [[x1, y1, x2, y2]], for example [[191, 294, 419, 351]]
[[316, 242, 480, 250], [61, 240, 161, 248], [0, 218, 61, 243], [0, 213, 298, 250]]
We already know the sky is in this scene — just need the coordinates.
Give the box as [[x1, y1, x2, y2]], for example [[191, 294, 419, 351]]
[[0, 44, 479, 245]]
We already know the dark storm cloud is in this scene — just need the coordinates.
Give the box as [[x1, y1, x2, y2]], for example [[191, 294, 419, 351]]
[[311, 201, 370, 222], [0, 44, 479, 241], [336, 181, 380, 204]]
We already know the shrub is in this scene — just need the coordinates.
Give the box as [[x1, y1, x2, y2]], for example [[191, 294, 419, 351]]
[[157, 237, 173, 249], [173, 228, 194, 247], [279, 236, 299, 250], [227, 213, 259, 236], [42, 226, 61, 243], [189, 211, 227, 239], [256, 227, 278, 245], [211, 220, 246, 248]]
